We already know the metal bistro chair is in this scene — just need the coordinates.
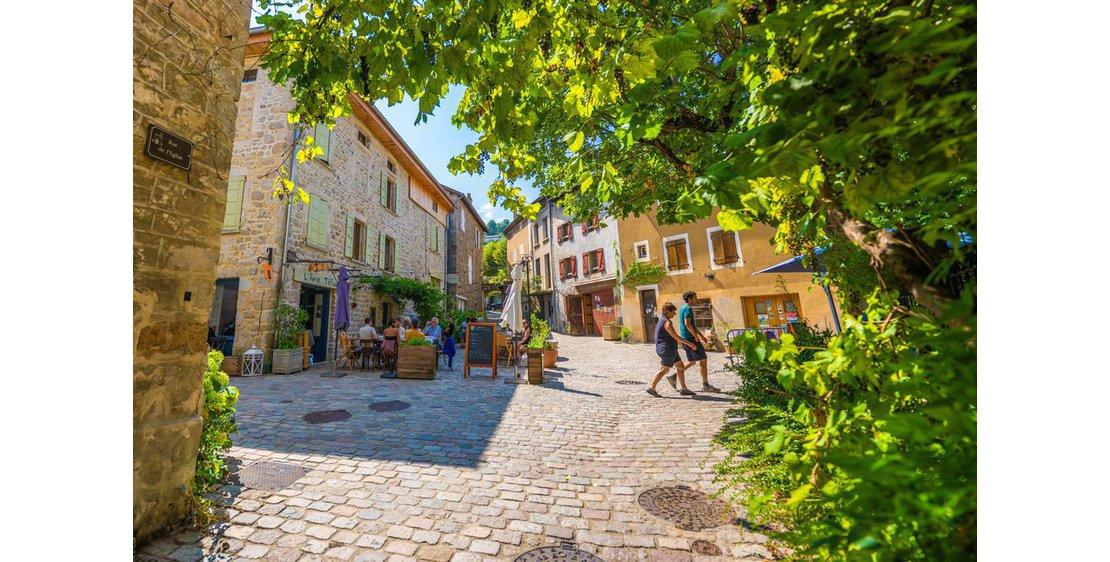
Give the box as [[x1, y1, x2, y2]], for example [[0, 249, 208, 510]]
[[360, 339, 381, 370], [380, 335, 398, 372], [724, 329, 745, 368], [336, 333, 362, 371]]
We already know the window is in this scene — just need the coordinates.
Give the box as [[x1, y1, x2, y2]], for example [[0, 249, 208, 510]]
[[691, 298, 713, 330], [559, 256, 578, 280], [428, 223, 442, 253], [582, 215, 601, 234], [222, 175, 246, 232], [534, 258, 542, 284], [476, 230, 481, 248], [345, 215, 367, 262], [707, 228, 742, 267], [468, 256, 473, 285], [379, 171, 397, 212], [582, 249, 605, 274], [312, 123, 331, 163], [542, 218, 549, 243], [633, 240, 650, 262], [379, 234, 396, 273], [663, 234, 692, 274], [357, 131, 369, 148], [242, 69, 257, 82], [557, 222, 574, 243], [306, 197, 330, 249], [433, 200, 439, 212], [532, 223, 540, 247], [387, 160, 396, 174], [544, 254, 551, 288]]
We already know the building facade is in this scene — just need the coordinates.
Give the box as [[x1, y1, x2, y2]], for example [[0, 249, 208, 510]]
[[212, 29, 454, 366], [502, 197, 559, 324], [615, 209, 842, 343], [442, 185, 489, 313], [134, 0, 252, 544], [548, 207, 621, 336]]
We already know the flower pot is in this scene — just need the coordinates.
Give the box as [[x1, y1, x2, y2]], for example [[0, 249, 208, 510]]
[[272, 348, 304, 374], [221, 356, 242, 376], [541, 348, 558, 368], [526, 349, 544, 384], [602, 324, 622, 341], [396, 345, 438, 380]]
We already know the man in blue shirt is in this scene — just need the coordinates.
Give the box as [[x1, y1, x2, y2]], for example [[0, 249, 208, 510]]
[[424, 317, 443, 344], [668, 291, 721, 392]]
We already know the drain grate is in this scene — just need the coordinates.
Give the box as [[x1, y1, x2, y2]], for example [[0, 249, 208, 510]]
[[369, 400, 411, 412], [235, 461, 309, 491], [637, 486, 736, 531], [515, 542, 604, 562], [691, 540, 723, 556], [614, 380, 642, 385], [304, 410, 351, 424]]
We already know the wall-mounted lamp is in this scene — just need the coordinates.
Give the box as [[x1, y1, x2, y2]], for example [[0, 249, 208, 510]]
[[704, 272, 715, 280]]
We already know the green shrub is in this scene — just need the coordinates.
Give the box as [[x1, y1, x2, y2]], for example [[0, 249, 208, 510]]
[[190, 351, 239, 526], [618, 325, 632, 342], [273, 303, 308, 349], [400, 337, 432, 347], [526, 314, 551, 350]]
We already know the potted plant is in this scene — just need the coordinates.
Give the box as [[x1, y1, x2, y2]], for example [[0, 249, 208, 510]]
[[619, 325, 633, 343], [272, 303, 308, 374], [396, 337, 437, 380], [602, 321, 622, 341], [525, 314, 550, 383]]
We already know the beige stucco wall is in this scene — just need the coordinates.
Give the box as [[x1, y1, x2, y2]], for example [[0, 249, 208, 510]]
[[133, 0, 252, 545], [616, 210, 842, 343], [216, 54, 450, 362]]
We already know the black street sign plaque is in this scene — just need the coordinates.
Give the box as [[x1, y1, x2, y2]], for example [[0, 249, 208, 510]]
[[143, 124, 193, 170]]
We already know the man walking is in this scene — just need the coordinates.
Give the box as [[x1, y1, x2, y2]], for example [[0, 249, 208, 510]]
[[647, 302, 697, 398], [667, 291, 721, 392]]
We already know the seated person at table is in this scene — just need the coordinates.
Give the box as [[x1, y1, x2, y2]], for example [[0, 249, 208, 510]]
[[358, 317, 379, 341], [423, 317, 442, 344], [403, 319, 425, 342], [516, 319, 532, 362]]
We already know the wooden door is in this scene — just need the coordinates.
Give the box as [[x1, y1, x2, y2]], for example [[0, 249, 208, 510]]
[[566, 296, 584, 334], [744, 294, 802, 330], [639, 289, 658, 343], [582, 297, 596, 336]]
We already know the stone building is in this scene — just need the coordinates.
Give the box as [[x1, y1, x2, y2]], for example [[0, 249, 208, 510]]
[[502, 197, 559, 324], [442, 185, 489, 313], [615, 209, 842, 343], [133, 0, 252, 544], [212, 28, 454, 366]]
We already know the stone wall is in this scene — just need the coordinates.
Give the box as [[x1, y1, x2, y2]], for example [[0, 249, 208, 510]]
[[217, 55, 449, 362], [444, 190, 487, 313], [133, 0, 251, 545]]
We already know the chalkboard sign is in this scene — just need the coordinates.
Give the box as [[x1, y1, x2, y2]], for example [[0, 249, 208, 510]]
[[464, 323, 498, 379]]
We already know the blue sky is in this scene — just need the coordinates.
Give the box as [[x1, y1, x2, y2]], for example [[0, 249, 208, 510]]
[[250, 2, 533, 223]]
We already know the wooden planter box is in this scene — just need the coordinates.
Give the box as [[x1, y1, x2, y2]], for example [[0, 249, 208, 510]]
[[602, 324, 622, 341], [526, 350, 544, 384], [541, 348, 558, 368], [272, 348, 304, 374], [397, 345, 437, 380], [221, 356, 241, 376]]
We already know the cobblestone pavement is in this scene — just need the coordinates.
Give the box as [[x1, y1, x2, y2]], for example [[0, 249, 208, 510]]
[[139, 334, 773, 562]]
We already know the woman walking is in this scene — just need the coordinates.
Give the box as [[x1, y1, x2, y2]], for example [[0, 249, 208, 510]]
[[647, 302, 697, 397]]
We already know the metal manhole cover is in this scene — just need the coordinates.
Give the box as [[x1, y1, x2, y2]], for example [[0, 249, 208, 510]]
[[614, 380, 641, 385], [637, 486, 736, 531], [515, 542, 604, 562], [236, 461, 308, 491], [369, 400, 411, 412], [135, 555, 175, 562], [303, 409, 351, 424], [692, 540, 722, 556]]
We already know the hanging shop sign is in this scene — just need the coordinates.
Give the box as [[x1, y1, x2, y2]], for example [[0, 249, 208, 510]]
[[293, 267, 337, 289], [307, 262, 330, 272], [260, 264, 274, 284], [143, 124, 193, 171]]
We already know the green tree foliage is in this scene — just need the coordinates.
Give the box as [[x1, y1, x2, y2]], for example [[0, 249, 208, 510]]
[[358, 274, 446, 321], [483, 238, 510, 284], [191, 351, 239, 526], [485, 218, 510, 236], [258, 1, 976, 558], [273, 303, 309, 349]]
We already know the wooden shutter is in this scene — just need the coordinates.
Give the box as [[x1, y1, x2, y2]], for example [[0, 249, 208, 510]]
[[666, 240, 679, 270], [597, 249, 605, 272], [362, 224, 370, 262], [723, 232, 739, 262], [344, 214, 355, 258], [380, 170, 388, 207], [582, 252, 589, 274], [222, 175, 245, 231], [377, 233, 385, 269], [307, 198, 329, 248], [677, 239, 689, 268], [314, 123, 331, 162], [559, 259, 565, 280]]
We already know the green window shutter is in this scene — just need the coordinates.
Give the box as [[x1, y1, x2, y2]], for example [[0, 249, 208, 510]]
[[380, 170, 388, 208], [377, 233, 385, 269], [344, 214, 355, 258], [222, 175, 245, 231], [308, 198, 329, 248], [315, 123, 331, 162], [362, 224, 370, 262]]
